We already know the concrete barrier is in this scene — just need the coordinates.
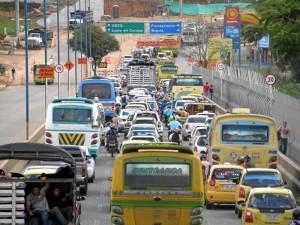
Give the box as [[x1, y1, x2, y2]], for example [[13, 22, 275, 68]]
[[0, 123, 45, 175]]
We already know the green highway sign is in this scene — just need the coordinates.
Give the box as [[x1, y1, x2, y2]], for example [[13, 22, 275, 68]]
[[106, 22, 145, 34]]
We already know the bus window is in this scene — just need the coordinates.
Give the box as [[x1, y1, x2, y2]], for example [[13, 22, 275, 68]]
[[81, 83, 112, 99], [53, 108, 92, 123]]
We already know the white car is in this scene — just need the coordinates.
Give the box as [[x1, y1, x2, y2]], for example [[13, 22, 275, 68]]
[[129, 135, 158, 142], [189, 126, 209, 146], [197, 111, 216, 118], [132, 88, 149, 95], [117, 109, 136, 132], [192, 136, 208, 155], [182, 115, 209, 139], [123, 55, 133, 63], [127, 124, 161, 141], [133, 111, 164, 133], [81, 146, 96, 183], [174, 100, 195, 111]]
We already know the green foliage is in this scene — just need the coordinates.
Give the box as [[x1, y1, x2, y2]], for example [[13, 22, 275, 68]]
[[0, 64, 6, 75], [69, 25, 120, 73], [242, 0, 300, 82]]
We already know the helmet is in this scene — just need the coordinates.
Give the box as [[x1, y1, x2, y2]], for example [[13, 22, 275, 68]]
[[105, 122, 111, 127], [244, 155, 251, 163], [293, 208, 300, 220], [237, 156, 244, 165], [200, 154, 207, 161], [110, 123, 115, 129]]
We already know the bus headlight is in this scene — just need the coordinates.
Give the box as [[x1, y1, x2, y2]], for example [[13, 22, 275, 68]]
[[191, 217, 203, 225], [111, 216, 124, 225], [191, 206, 203, 216], [111, 206, 123, 215]]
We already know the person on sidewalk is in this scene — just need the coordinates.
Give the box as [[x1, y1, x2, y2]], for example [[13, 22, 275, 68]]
[[11, 67, 16, 80], [277, 121, 291, 155], [203, 82, 210, 97], [209, 85, 214, 100]]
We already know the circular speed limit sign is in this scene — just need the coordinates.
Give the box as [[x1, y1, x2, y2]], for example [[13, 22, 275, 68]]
[[55, 64, 64, 73], [217, 63, 225, 70], [265, 74, 276, 85]]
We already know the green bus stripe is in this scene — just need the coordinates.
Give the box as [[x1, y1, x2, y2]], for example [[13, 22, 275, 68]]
[[111, 200, 204, 208]]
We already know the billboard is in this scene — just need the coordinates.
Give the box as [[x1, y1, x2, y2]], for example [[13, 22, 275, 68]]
[[225, 7, 239, 25], [207, 38, 232, 68]]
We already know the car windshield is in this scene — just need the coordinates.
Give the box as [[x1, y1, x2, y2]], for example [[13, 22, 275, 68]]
[[131, 137, 156, 142], [249, 193, 294, 209], [212, 168, 242, 180], [121, 111, 133, 116], [158, 53, 166, 57], [242, 172, 283, 187], [137, 113, 158, 121], [148, 102, 158, 110], [188, 117, 207, 123], [143, 86, 157, 92], [131, 131, 156, 136]]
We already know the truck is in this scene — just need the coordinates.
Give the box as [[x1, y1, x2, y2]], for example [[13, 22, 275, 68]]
[[0, 142, 84, 225], [32, 59, 55, 84], [69, 10, 94, 29], [28, 28, 53, 50], [126, 60, 157, 91]]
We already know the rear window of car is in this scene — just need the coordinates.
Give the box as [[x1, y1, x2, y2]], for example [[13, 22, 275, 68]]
[[195, 129, 207, 136], [242, 172, 283, 187], [212, 168, 242, 180], [188, 117, 207, 123], [121, 111, 133, 116], [113, 83, 120, 87], [131, 137, 156, 142], [197, 138, 208, 146], [137, 113, 158, 121], [132, 126, 155, 131], [135, 119, 155, 124], [249, 193, 294, 209]]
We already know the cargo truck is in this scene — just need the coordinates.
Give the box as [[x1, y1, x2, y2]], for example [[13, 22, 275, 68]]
[[69, 10, 94, 29], [28, 28, 53, 49]]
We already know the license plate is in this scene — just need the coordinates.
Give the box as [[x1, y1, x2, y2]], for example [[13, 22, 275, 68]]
[[223, 184, 234, 190], [266, 213, 278, 220]]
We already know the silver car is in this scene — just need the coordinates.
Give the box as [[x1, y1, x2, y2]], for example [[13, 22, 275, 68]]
[[182, 115, 208, 140], [117, 109, 136, 132]]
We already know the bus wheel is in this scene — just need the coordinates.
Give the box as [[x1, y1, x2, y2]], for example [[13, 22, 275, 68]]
[[206, 201, 212, 209]]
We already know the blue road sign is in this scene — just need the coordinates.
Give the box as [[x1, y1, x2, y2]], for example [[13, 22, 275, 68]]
[[149, 22, 182, 35]]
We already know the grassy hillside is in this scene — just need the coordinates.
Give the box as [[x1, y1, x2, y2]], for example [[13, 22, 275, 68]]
[[0, 16, 41, 36]]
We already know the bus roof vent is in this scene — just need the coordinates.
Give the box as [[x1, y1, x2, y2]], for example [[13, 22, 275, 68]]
[[52, 98, 94, 105], [122, 143, 194, 155], [231, 108, 251, 114]]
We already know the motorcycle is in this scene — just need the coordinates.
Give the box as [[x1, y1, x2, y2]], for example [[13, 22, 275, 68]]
[[107, 140, 119, 157]]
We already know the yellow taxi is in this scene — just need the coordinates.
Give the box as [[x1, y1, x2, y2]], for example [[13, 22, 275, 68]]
[[119, 140, 150, 153], [205, 164, 244, 209], [233, 168, 286, 218], [156, 52, 167, 64], [164, 50, 174, 60], [241, 188, 297, 225]]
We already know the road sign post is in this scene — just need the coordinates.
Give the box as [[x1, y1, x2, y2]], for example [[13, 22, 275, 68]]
[[106, 22, 145, 34], [149, 22, 182, 35]]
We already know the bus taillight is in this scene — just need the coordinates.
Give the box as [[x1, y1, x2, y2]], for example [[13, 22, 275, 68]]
[[269, 156, 277, 163], [92, 133, 98, 139], [45, 132, 52, 138]]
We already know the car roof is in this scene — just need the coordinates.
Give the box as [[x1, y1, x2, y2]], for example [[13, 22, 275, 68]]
[[132, 124, 156, 127], [130, 136, 157, 139], [135, 117, 155, 120], [244, 168, 280, 173], [24, 165, 61, 175]]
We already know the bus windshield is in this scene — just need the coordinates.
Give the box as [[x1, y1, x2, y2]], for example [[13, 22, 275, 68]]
[[81, 83, 112, 99], [160, 66, 178, 74], [173, 78, 203, 86], [222, 124, 269, 143], [53, 108, 92, 123], [125, 163, 190, 188]]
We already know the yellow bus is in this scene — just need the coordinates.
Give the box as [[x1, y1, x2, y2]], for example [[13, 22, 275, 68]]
[[32, 59, 55, 84], [208, 108, 278, 168], [157, 63, 178, 80], [170, 74, 203, 100], [111, 143, 205, 225]]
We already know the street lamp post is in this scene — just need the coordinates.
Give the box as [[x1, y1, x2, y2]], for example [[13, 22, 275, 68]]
[[254, 32, 260, 72]]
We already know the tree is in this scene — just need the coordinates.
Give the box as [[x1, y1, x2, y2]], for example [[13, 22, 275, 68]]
[[242, 0, 300, 81], [69, 24, 120, 75]]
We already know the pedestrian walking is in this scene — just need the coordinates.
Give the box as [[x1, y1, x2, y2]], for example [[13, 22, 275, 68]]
[[277, 121, 291, 155], [203, 82, 210, 97], [11, 67, 16, 80], [209, 85, 214, 100]]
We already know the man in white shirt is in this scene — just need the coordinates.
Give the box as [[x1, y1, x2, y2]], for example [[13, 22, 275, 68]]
[[116, 94, 122, 104]]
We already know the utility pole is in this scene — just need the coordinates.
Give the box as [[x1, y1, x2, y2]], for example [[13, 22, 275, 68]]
[[15, 0, 19, 38], [179, 0, 183, 16]]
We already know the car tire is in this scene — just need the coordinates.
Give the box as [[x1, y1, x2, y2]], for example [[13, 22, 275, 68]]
[[80, 187, 87, 196], [206, 201, 212, 209], [238, 209, 242, 219], [88, 172, 95, 183]]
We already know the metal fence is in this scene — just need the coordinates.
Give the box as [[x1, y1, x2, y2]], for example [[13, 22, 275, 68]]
[[193, 65, 300, 163]]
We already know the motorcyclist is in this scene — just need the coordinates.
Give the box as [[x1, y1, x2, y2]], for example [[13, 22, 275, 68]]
[[168, 112, 182, 123], [160, 99, 168, 121], [244, 154, 255, 168], [164, 105, 173, 126], [169, 128, 183, 145], [156, 87, 165, 101], [168, 116, 181, 138], [288, 208, 300, 225], [106, 124, 119, 157]]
